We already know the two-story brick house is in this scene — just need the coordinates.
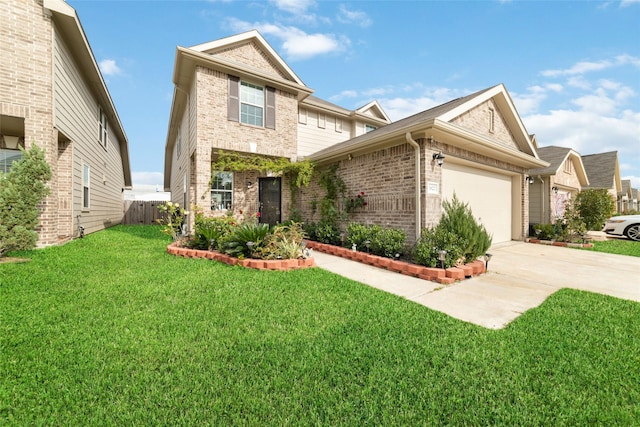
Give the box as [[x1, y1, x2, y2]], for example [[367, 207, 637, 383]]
[[164, 30, 389, 226], [164, 31, 547, 244], [0, 0, 132, 246]]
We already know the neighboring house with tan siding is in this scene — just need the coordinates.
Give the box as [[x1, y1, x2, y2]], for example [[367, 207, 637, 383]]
[[164, 31, 547, 243], [527, 146, 589, 227], [0, 0, 132, 246], [580, 151, 622, 212]]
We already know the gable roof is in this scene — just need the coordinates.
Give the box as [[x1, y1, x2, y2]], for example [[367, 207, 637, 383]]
[[581, 151, 622, 192], [309, 84, 547, 169], [529, 146, 589, 186], [356, 100, 391, 123], [189, 31, 306, 86], [44, 0, 132, 187], [165, 31, 314, 189]]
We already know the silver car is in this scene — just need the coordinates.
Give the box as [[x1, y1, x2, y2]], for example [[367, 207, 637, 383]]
[[603, 215, 640, 241]]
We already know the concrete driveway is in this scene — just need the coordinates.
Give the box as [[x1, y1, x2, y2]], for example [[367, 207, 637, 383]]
[[313, 242, 640, 329]]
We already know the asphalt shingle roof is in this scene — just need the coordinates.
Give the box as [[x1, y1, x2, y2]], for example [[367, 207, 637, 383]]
[[529, 146, 572, 175], [581, 151, 618, 189]]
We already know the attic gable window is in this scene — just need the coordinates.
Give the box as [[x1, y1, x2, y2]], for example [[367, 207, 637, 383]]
[[564, 159, 573, 174], [228, 76, 276, 129]]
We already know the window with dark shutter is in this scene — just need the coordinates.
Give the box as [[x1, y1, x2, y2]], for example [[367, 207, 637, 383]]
[[265, 86, 276, 129], [228, 75, 240, 122]]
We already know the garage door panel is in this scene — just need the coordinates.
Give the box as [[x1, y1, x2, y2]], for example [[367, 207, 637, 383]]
[[442, 163, 512, 243]]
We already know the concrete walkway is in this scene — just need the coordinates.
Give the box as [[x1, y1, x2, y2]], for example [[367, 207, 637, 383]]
[[313, 242, 640, 329]]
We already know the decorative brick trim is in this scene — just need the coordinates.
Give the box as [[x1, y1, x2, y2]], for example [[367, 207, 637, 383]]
[[167, 243, 316, 270], [305, 240, 485, 284], [527, 238, 594, 249]]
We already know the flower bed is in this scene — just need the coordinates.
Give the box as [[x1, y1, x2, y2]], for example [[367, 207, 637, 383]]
[[167, 242, 315, 271], [305, 241, 486, 285]]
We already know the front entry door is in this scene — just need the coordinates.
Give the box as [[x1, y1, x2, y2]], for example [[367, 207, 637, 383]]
[[259, 177, 281, 226]]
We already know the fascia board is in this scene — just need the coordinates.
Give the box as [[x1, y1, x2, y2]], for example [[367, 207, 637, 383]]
[[44, 0, 132, 186], [438, 84, 539, 160], [301, 99, 352, 117], [432, 120, 548, 169], [189, 30, 306, 87], [175, 47, 314, 100], [568, 151, 590, 186]]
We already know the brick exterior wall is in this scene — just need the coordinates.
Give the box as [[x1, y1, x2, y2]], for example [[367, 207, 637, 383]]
[[298, 136, 531, 245], [1, 0, 58, 246], [451, 99, 518, 149]]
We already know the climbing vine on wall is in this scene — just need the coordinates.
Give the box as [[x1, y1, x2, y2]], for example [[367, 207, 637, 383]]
[[209, 150, 315, 208]]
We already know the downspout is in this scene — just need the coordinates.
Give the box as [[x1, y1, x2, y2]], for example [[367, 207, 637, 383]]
[[405, 133, 421, 242]]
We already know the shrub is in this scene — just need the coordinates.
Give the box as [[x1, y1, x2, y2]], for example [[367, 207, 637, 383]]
[[0, 145, 51, 258], [157, 202, 188, 240], [531, 223, 557, 240], [413, 226, 466, 268], [254, 222, 306, 260], [223, 222, 271, 258], [575, 189, 616, 231], [191, 211, 237, 250], [345, 222, 406, 258], [439, 194, 492, 261], [309, 219, 341, 245], [558, 197, 587, 243]]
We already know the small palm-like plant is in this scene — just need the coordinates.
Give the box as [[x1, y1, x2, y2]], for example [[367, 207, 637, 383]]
[[223, 223, 271, 258]]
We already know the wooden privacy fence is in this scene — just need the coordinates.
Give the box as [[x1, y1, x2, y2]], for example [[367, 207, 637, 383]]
[[123, 200, 166, 225]]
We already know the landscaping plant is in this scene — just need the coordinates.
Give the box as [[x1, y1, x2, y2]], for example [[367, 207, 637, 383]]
[[574, 188, 616, 231], [156, 201, 188, 241], [0, 144, 51, 258], [345, 222, 406, 258]]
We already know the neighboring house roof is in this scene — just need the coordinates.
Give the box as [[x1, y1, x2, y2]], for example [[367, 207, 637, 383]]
[[44, 0, 132, 188], [621, 179, 632, 198], [581, 151, 622, 192], [309, 84, 547, 169], [529, 146, 589, 186]]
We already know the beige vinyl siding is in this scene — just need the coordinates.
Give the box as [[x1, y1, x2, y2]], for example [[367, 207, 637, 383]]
[[297, 108, 353, 157], [528, 177, 546, 225], [52, 23, 126, 235]]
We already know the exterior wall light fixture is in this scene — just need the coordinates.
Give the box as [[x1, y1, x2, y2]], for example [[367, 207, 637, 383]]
[[552, 186, 559, 194], [526, 176, 534, 185], [432, 152, 445, 167]]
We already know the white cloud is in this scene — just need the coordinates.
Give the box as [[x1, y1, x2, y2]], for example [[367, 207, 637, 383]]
[[621, 0, 640, 7], [132, 171, 164, 187], [542, 55, 640, 78], [226, 18, 346, 60], [99, 59, 122, 76], [270, 0, 315, 15], [337, 5, 372, 27]]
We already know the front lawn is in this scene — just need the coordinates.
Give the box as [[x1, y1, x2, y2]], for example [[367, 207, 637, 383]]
[[2, 226, 639, 425], [592, 238, 640, 257]]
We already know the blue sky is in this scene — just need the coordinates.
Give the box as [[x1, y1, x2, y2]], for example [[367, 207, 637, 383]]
[[70, 0, 640, 190]]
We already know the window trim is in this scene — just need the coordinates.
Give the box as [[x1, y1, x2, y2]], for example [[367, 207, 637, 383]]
[[240, 81, 265, 127], [99, 107, 108, 149], [211, 171, 233, 211], [82, 163, 90, 210]]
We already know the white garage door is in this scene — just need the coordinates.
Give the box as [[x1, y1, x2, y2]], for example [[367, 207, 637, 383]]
[[442, 162, 512, 243]]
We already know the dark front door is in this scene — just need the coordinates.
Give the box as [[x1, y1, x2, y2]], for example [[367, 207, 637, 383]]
[[259, 177, 281, 226]]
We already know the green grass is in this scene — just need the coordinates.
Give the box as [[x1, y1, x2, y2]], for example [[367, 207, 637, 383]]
[[2, 225, 640, 425], [591, 238, 640, 257]]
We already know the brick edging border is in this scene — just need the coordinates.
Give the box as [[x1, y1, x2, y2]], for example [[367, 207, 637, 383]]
[[167, 243, 316, 271], [305, 240, 486, 285], [526, 238, 594, 249]]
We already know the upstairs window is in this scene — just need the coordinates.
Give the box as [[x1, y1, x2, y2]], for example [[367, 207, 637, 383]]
[[211, 171, 233, 211], [365, 124, 376, 133], [99, 108, 108, 148], [240, 82, 264, 127], [228, 76, 276, 129]]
